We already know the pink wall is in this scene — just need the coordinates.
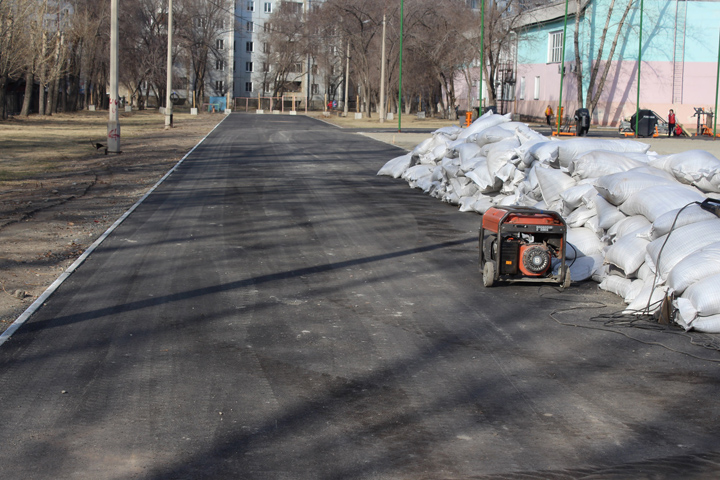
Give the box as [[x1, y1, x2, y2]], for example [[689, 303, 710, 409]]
[[515, 61, 719, 127]]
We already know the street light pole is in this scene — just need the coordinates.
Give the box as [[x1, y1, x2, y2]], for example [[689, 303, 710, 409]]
[[556, 0, 569, 137], [635, 0, 644, 138], [344, 40, 350, 117], [165, 0, 174, 128], [478, 0, 484, 115], [108, 0, 120, 153], [398, 0, 404, 132], [379, 13, 386, 123]]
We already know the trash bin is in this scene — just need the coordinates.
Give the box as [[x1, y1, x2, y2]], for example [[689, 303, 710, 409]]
[[574, 108, 590, 136], [630, 109, 657, 137]]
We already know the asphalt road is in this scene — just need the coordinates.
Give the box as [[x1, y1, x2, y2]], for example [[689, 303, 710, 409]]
[[2, 114, 720, 479]]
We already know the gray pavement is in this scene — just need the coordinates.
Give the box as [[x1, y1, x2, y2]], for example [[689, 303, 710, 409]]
[[1, 114, 720, 479]]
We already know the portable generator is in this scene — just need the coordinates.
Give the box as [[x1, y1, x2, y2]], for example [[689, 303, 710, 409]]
[[479, 206, 571, 288]]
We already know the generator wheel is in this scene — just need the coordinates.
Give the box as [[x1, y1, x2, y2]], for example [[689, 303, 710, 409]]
[[483, 261, 495, 288], [562, 266, 572, 289]]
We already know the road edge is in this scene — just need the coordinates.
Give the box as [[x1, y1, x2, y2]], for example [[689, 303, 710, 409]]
[[0, 115, 229, 348]]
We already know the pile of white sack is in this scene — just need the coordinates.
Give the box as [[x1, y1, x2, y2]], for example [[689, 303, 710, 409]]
[[378, 111, 720, 333]]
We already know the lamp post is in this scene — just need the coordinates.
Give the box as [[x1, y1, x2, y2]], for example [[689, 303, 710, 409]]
[[635, 0, 644, 137], [398, 0, 404, 132], [108, 0, 120, 153], [478, 0, 485, 115], [714, 28, 719, 139], [556, 0, 569, 137], [379, 14, 386, 123], [165, 0, 173, 128], [343, 40, 350, 117]]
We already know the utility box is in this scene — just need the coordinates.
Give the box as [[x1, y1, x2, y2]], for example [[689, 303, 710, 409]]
[[574, 108, 590, 136], [630, 109, 657, 137]]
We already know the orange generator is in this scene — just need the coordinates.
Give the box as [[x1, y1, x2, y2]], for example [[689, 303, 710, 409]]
[[479, 206, 571, 288]]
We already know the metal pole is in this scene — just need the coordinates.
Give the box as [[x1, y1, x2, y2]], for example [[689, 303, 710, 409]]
[[165, 0, 173, 128], [714, 27, 720, 138], [635, 0, 644, 137], [398, 0, 404, 132], [108, 0, 120, 153], [344, 41, 350, 117], [478, 0, 484, 114], [557, 0, 569, 137], [379, 13, 386, 123]]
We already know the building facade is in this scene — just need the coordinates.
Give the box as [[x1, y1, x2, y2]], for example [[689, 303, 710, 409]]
[[513, 0, 720, 127]]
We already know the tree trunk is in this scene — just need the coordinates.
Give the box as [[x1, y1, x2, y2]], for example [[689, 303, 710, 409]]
[[573, 0, 583, 108], [21, 69, 34, 116], [38, 84, 46, 116], [0, 75, 7, 120]]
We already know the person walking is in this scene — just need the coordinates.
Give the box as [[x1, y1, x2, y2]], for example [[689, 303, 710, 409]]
[[545, 105, 554, 127], [668, 109, 676, 137]]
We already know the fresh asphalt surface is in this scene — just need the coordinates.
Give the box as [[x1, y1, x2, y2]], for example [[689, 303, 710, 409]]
[[2, 114, 720, 479]]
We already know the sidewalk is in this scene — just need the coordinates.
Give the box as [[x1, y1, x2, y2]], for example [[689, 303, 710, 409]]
[[361, 125, 720, 157]]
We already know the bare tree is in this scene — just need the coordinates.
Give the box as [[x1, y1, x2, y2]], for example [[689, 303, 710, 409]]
[[572, 0, 634, 114], [0, 0, 34, 118]]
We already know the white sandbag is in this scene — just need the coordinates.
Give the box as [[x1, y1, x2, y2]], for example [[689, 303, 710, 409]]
[[677, 272, 720, 319], [456, 112, 511, 140], [599, 275, 634, 298], [560, 183, 597, 210], [450, 177, 478, 198], [650, 149, 720, 193], [566, 226, 606, 258], [474, 124, 517, 148], [593, 195, 627, 230], [646, 219, 720, 280], [594, 169, 677, 205], [566, 205, 597, 228], [431, 166, 446, 184], [559, 254, 603, 282], [529, 141, 561, 166], [607, 215, 651, 242], [676, 311, 720, 333], [569, 150, 647, 179], [402, 164, 435, 183], [648, 203, 717, 240], [624, 279, 645, 303], [472, 195, 496, 214], [667, 241, 720, 295], [377, 153, 413, 178], [557, 138, 650, 169], [501, 168, 526, 195], [619, 184, 706, 222], [604, 226, 651, 276], [535, 166, 577, 206], [458, 194, 481, 212], [623, 280, 668, 315], [636, 262, 653, 282], [454, 143, 482, 170], [584, 215, 603, 235], [486, 138, 521, 174], [433, 125, 463, 140], [465, 159, 502, 193], [441, 155, 461, 167]]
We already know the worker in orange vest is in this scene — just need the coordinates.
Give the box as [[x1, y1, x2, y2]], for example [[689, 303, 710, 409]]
[[545, 105, 554, 126]]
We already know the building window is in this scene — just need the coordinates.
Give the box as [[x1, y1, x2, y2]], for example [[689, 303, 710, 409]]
[[311, 64, 318, 75], [262, 62, 269, 72], [311, 84, 319, 95], [534, 76, 540, 100], [246, 21, 253, 32], [245, 82, 253, 92], [246, 62, 253, 72], [216, 39, 224, 50], [519, 77, 525, 100], [264, 2, 272, 13], [216, 59, 225, 70], [262, 42, 269, 53], [247, 1, 255, 11], [216, 80, 224, 91], [246, 41, 254, 52], [548, 31, 563, 63], [264, 22, 271, 32]]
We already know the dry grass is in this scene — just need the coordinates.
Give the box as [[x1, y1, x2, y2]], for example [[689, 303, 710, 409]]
[[0, 110, 216, 181]]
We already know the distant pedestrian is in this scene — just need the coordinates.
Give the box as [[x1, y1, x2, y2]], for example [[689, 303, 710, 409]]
[[668, 109, 676, 137], [545, 105, 554, 126]]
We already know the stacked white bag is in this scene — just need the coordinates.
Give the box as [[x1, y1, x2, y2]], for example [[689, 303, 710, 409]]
[[377, 112, 720, 332]]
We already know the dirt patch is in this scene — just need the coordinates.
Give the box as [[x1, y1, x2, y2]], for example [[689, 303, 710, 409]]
[[0, 111, 223, 332]]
